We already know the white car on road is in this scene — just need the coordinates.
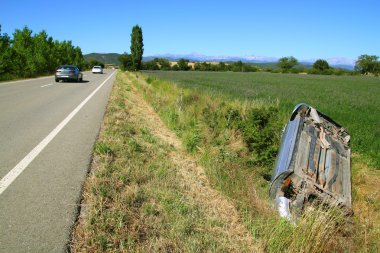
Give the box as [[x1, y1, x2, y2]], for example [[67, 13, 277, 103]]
[[92, 66, 103, 74]]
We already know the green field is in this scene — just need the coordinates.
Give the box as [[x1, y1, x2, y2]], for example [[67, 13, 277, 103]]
[[143, 71, 380, 168]]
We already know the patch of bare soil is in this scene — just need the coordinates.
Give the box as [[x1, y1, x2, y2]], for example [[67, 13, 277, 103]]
[[126, 75, 259, 251]]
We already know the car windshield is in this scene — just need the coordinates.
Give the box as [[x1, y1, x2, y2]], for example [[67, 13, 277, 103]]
[[93, 66, 101, 69]]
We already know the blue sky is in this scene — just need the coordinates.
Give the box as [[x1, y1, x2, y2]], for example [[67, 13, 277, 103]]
[[1, 0, 379, 61]]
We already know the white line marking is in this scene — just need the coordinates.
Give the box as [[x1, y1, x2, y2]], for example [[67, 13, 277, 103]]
[[0, 71, 116, 195], [40, 83, 54, 88]]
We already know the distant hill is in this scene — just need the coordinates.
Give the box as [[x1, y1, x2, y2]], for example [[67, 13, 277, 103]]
[[83, 53, 170, 66], [84, 53, 121, 64], [83, 53, 176, 65]]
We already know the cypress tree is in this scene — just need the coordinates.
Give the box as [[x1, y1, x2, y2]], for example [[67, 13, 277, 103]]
[[130, 25, 144, 71]]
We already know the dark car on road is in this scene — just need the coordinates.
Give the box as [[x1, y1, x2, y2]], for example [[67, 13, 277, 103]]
[[55, 65, 83, 82], [270, 103, 352, 220]]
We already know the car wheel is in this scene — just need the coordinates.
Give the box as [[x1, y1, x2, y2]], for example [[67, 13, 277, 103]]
[[55, 79, 59, 82]]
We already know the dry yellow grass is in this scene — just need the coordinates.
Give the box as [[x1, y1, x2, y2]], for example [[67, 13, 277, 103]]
[[351, 154, 380, 250]]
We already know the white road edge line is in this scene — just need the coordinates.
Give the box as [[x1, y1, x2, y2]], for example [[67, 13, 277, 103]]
[[0, 70, 116, 195], [40, 83, 54, 88]]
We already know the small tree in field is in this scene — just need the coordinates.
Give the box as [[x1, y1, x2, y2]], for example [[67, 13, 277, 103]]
[[313, 59, 330, 71], [355, 54, 379, 75], [154, 58, 171, 70], [130, 25, 144, 71], [278, 56, 298, 72], [177, 58, 190, 71]]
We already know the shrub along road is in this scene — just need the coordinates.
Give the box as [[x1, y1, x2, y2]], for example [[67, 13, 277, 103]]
[[0, 70, 116, 252]]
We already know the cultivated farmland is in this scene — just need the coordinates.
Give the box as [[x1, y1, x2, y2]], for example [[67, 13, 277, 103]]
[[143, 71, 380, 168]]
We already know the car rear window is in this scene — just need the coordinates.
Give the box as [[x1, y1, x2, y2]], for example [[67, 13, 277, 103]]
[[58, 66, 75, 70]]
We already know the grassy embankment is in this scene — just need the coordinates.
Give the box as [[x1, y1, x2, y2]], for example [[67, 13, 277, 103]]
[[71, 71, 379, 252]]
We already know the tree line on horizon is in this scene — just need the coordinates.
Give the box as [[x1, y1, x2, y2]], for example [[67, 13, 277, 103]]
[[137, 55, 380, 76], [0, 24, 90, 81], [119, 26, 380, 77]]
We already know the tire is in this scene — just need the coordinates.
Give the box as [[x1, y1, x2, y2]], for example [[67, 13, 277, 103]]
[[55, 79, 59, 82]]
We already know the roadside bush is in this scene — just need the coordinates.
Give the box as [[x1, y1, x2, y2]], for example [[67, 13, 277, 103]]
[[142, 60, 159, 70], [333, 68, 346, 76], [239, 106, 281, 165], [119, 53, 133, 71], [321, 69, 334, 75], [183, 126, 202, 152], [271, 68, 282, 73], [242, 64, 259, 72], [145, 76, 155, 84], [290, 68, 301, 74], [263, 67, 273, 72], [0, 73, 16, 81], [307, 68, 320, 75]]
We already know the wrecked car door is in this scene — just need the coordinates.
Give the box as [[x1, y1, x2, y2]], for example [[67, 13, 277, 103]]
[[270, 103, 351, 219]]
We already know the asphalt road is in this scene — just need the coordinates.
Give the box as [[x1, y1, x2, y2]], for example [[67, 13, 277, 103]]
[[0, 70, 117, 252]]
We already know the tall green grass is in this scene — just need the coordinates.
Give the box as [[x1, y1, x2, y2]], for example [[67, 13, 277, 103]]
[[263, 205, 351, 253], [143, 71, 380, 168]]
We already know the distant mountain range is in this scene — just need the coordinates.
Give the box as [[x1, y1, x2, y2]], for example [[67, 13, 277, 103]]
[[84, 53, 121, 65], [84, 53, 356, 70]]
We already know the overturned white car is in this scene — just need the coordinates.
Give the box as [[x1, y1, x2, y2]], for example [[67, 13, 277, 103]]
[[270, 104, 352, 219]]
